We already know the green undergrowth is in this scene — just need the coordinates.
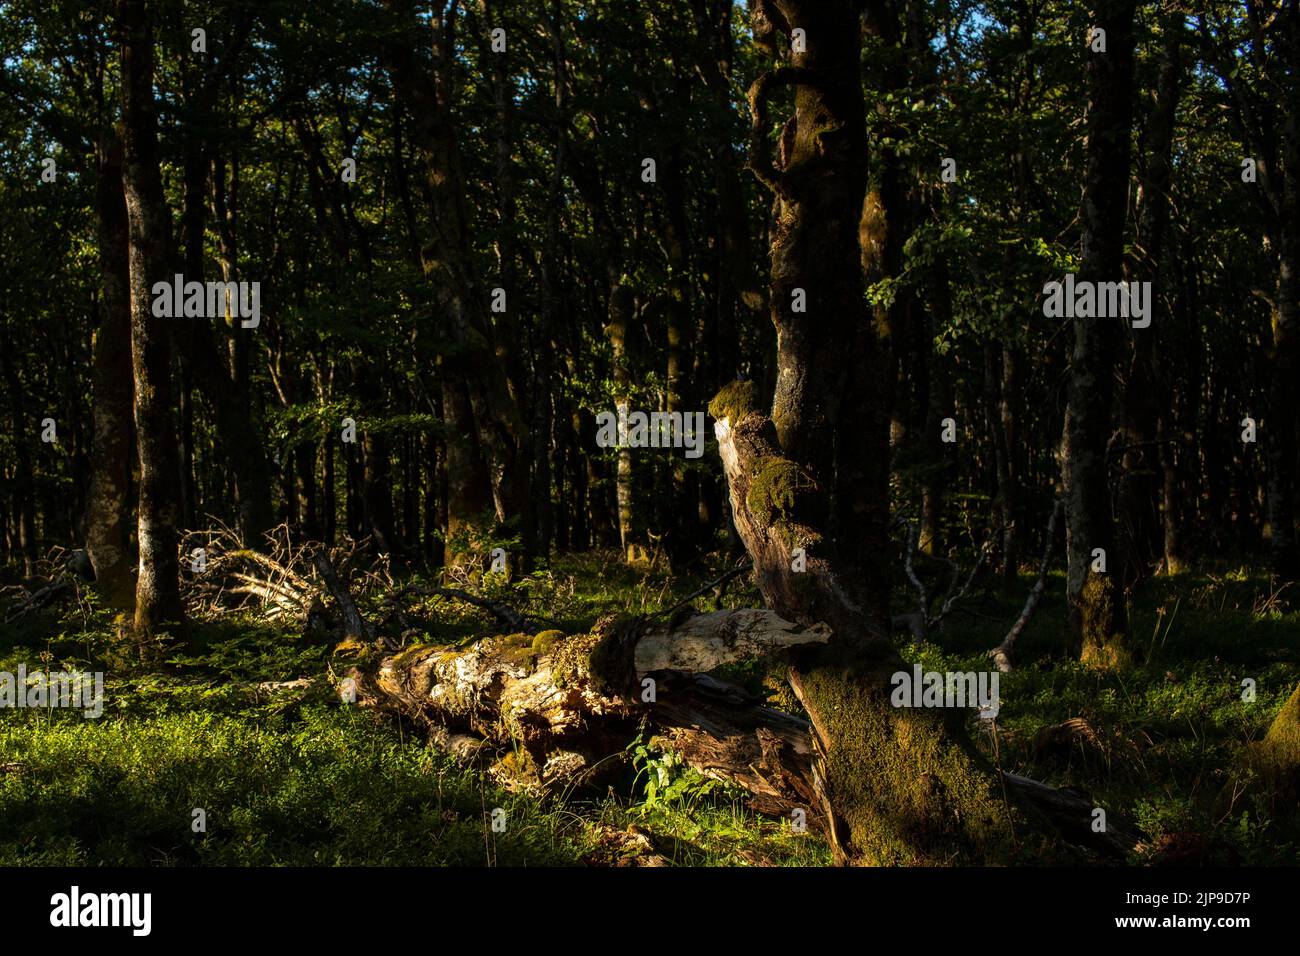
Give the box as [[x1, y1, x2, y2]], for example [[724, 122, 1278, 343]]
[[0, 556, 815, 866], [900, 567, 1300, 865], [2, 556, 1296, 865]]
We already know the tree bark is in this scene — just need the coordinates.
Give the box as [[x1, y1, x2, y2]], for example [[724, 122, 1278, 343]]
[[729, 0, 1025, 865], [604, 282, 642, 561], [1063, 0, 1136, 666], [117, 0, 184, 636], [86, 132, 136, 608]]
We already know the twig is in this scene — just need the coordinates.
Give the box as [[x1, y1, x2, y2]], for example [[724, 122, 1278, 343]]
[[395, 585, 536, 634], [314, 550, 393, 649], [989, 499, 1063, 672], [657, 561, 753, 619], [901, 521, 930, 627]]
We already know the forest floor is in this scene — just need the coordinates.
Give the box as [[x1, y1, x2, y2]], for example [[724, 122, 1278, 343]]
[[2, 552, 1298, 866]]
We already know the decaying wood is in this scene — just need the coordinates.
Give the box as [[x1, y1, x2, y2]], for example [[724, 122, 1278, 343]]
[[1002, 772, 1139, 857], [351, 608, 826, 824], [635, 608, 829, 673], [313, 550, 392, 649], [353, 593, 1138, 856], [989, 499, 1062, 672]]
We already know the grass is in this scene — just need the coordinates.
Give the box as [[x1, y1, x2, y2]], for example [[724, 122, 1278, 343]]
[[1, 552, 1298, 865], [903, 566, 1300, 864]]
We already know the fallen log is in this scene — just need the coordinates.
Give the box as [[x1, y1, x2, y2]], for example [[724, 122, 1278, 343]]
[[351, 602, 1139, 857], [350, 608, 829, 824]]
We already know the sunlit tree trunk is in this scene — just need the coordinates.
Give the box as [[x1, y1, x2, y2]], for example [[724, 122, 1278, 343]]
[[118, 0, 184, 636], [725, 0, 1021, 865], [86, 133, 136, 608]]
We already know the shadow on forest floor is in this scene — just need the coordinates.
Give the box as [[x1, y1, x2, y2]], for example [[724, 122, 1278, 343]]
[[1, 553, 1297, 865]]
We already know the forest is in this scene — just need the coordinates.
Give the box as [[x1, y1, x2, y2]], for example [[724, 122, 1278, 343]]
[[0, 0, 1298, 873]]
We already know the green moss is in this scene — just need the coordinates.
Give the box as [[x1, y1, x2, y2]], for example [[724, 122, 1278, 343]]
[[1255, 682, 1300, 798], [746, 456, 802, 528], [491, 633, 538, 672], [531, 630, 564, 656], [550, 632, 600, 689], [544, 615, 645, 697], [494, 747, 541, 787], [587, 614, 643, 696], [390, 641, 439, 671], [708, 380, 759, 425], [793, 649, 1030, 865], [1079, 575, 1134, 670], [1264, 683, 1300, 760]]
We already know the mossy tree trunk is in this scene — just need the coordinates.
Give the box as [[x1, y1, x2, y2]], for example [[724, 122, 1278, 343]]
[[1254, 681, 1300, 804], [734, 0, 1024, 865], [1063, 0, 1136, 667]]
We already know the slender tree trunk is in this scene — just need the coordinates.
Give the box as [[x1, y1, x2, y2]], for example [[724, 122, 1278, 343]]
[[118, 0, 184, 636], [85, 133, 137, 607], [441, 377, 491, 558], [0, 331, 37, 576], [1120, 18, 1183, 584], [605, 283, 641, 561], [323, 429, 337, 547], [1063, 0, 1136, 666], [1000, 347, 1023, 583], [1159, 258, 1198, 571]]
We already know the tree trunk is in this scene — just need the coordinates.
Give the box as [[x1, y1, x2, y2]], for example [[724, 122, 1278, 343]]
[[731, 0, 1025, 865], [118, 0, 184, 636], [1120, 17, 1183, 585], [1062, 0, 1136, 666], [0, 330, 37, 577], [86, 132, 136, 608], [206, 154, 276, 545], [605, 282, 642, 562], [382, 0, 532, 566]]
